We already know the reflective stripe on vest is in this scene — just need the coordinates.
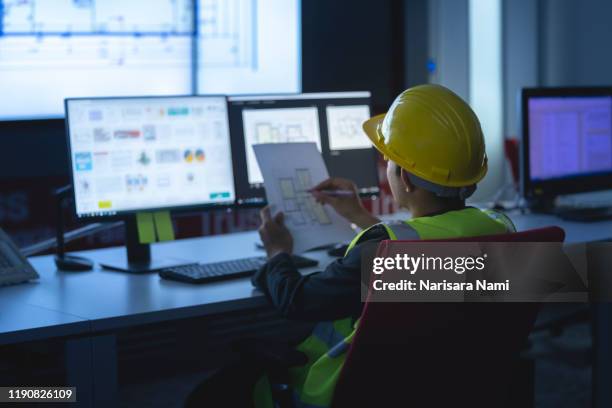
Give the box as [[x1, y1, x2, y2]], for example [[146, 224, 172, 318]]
[[312, 321, 348, 350], [382, 221, 420, 240], [484, 209, 517, 232], [344, 221, 419, 254], [327, 340, 350, 358]]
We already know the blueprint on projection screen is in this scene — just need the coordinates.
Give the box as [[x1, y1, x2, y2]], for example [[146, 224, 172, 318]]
[[253, 143, 355, 253]]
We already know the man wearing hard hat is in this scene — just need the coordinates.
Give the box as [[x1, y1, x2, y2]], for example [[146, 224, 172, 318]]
[[186, 85, 515, 407]]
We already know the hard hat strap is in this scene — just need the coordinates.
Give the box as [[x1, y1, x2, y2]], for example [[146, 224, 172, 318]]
[[406, 172, 476, 200]]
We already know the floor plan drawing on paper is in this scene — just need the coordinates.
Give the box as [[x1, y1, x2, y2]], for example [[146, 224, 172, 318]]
[[279, 168, 331, 227], [253, 142, 355, 253]]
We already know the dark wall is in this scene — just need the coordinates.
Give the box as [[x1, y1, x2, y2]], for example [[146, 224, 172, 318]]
[[540, 0, 612, 86], [0, 0, 406, 244], [0, 120, 67, 180], [302, 0, 404, 114]]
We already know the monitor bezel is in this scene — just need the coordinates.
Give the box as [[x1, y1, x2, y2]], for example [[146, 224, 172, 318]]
[[520, 86, 612, 199], [64, 94, 236, 220], [227, 91, 380, 207]]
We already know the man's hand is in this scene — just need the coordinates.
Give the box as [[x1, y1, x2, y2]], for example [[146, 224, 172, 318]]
[[311, 177, 380, 229], [258, 206, 293, 258]]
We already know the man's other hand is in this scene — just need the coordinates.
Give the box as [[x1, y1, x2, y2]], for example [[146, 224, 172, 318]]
[[258, 206, 293, 258]]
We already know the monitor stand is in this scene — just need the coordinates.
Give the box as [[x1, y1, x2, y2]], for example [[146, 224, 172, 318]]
[[99, 216, 193, 274]]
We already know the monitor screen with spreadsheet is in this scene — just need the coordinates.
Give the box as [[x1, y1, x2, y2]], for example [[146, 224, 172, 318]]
[[65, 95, 235, 218], [522, 87, 612, 198]]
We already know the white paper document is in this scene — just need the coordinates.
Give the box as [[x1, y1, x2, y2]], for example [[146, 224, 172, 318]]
[[253, 143, 356, 253]]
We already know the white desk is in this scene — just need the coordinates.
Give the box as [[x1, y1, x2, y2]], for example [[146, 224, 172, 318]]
[[0, 300, 88, 346], [6, 231, 331, 332], [510, 212, 612, 243]]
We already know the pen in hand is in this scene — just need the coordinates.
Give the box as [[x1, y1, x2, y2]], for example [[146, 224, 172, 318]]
[[309, 189, 355, 197]]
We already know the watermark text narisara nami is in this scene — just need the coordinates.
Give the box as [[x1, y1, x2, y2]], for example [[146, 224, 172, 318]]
[[372, 279, 511, 292]]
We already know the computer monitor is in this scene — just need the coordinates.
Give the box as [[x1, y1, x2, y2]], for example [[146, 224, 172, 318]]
[[65, 95, 234, 272], [228, 92, 380, 206], [521, 87, 612, 203]]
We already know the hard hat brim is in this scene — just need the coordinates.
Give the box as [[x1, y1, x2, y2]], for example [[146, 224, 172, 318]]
[[363, 112, 408, 168], [363, 113, 388, 156]]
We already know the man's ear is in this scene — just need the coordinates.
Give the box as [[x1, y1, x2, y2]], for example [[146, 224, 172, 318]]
[[400, 169, 415, 193]]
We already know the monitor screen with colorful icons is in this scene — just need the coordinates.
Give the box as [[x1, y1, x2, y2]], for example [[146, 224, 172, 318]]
[[65, 95, 235, 218]]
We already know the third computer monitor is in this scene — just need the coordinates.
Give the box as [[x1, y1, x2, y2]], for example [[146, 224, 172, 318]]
[[228, 92, 380, 205], [522, 87, 612, 198]]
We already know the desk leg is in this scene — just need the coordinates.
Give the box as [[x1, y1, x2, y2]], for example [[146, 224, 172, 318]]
[[593, 304, 612, 408], [66, 335, 118, 408]]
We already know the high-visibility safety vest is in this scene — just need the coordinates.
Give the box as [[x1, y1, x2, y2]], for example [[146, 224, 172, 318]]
[[253, 208, 515, 408]]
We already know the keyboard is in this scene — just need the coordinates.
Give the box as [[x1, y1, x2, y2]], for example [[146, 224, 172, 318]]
[[555, 206, 612, 222], [159, 254, 319, 284]]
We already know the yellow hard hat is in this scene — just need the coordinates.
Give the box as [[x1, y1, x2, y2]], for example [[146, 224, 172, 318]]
[[363, 84, 487, 188]]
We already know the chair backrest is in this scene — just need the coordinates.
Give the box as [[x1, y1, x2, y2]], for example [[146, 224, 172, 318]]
[[504, 137, 521, 186], [332, 226, 565, 408]]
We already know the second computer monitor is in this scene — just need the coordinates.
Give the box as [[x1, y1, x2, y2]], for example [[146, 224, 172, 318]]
[[228, 92, 380, 205]]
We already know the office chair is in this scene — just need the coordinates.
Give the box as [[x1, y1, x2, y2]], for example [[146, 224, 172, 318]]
[[331, 226, 565, 408]]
